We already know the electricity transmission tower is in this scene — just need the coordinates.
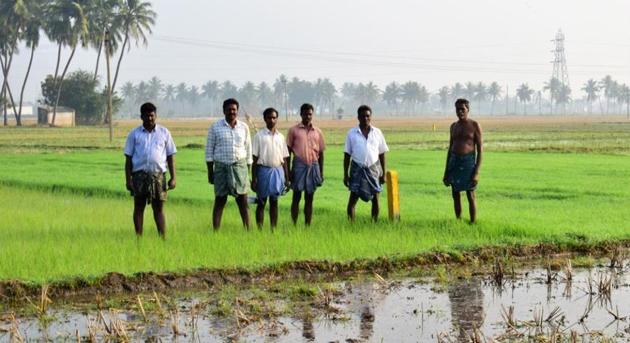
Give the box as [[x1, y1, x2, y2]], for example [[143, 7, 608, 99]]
[[551, 29, 569, 87]]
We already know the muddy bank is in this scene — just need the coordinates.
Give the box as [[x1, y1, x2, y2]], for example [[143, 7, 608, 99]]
[[1, 241, 628, 302]]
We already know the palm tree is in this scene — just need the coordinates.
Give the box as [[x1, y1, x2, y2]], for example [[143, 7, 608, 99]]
[[313, 78, 336, 114], [238, 81, 257, 112], [146, 76, 162, 102], [473, 82, 487, 113], [487, 82, 502, 115], [0, 0, 28, 124], [111, 0, 156, 94], [556, 84, 571, 114], [15, 0, 43, 126], [437, 86, 450, 115], [256, 81, 273, 109], [543, 77, 561, 114], [220, 80, 238, 100], [600, 75, 615, 114], [516, 83, 534, 114], [401, 81, 421, 114], [44, 0, 89, 125], [464, 82, 477, 102], [383, 82, 401, 115], [581, 79, 599, 114], [618, 84, 630, 118], [120, 80, 135, 114], [418, 85, 430, 114], [450, 82, 465, 101], [201, 80, 219, 114], [273, 74, 288, 118], [162, 84, 175, 103], [85, 0, 122, 82], [188, 85, 200, 113], [175, 82, 187, 115]]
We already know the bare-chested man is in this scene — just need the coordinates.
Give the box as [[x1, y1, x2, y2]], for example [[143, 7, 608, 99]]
[[443, 98, 483, 223]]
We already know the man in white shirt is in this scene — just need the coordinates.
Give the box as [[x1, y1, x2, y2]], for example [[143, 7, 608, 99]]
[[251, 107, 290, 229], [206, 98, 252, 230], [343, 105, 389, 221], [124, 102, 177, 238]]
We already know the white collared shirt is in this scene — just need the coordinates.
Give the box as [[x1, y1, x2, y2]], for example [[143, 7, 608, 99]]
[[205, 119, 253, 164], [124, 124, 177, 173], [252, 128, 289, 167], [344, 126, 389, 166]]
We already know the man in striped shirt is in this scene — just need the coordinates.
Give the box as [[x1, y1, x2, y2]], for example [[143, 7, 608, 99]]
[[205, 98, 252, 230]]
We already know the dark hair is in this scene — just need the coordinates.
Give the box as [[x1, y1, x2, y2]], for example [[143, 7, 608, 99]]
[[455, 98, 470, 109], [263, 107, 278, 118], [300, 103, 314, 114], [357, 105, 372, 115], [140, 102, 156, 115], [223, 98, 239, 110]]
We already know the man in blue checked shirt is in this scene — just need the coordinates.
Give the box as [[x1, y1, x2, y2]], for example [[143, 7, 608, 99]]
[[124, 102, 177, 238], [205, 98, 252, 230]]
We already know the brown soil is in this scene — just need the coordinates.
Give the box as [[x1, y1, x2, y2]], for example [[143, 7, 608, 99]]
[[0, 241, 627, 302]]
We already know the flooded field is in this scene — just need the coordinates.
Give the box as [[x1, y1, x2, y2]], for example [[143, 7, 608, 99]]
[[1, 258, 629, 342]]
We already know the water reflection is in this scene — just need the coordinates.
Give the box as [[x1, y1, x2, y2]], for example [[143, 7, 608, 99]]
[[448, 278, 484, 342]]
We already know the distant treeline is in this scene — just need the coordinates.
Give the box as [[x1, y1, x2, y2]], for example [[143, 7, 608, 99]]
[[119, 75, 630, 118]]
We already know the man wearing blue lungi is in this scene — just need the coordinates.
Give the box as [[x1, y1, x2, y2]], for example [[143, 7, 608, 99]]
[[251, 108, 290, 229], [343, 105, 389, 221], [443, 98, 483, 223]]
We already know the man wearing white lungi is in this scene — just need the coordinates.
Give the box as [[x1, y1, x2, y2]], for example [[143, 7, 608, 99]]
[[343, 105, 389, 221]]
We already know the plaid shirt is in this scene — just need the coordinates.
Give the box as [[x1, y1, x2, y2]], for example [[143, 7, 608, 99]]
[[205, 119, 252, 164]]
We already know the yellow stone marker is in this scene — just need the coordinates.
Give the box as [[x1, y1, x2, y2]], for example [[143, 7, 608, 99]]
[[386, 170, 400, 221]]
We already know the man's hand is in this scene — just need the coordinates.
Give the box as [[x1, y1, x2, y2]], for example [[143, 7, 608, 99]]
[[379, 175, 385, 185], [208, 171, 214, 184], [168, 178, 176, 190], [251, 179, 257, 192], [343, 175, 350, 188], [470, 174, 479, 187], [442, 175, 450, 187], [126, 179, 134, 193]]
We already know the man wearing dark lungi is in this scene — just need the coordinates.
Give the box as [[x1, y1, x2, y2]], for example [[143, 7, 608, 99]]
[[443, 98, 483, 223], [206, 98, 252, 230], [124, 102, 177, 238], [251, 108, 290, 229], [286, 103, 325, 226], [343, 105, 389, 221]]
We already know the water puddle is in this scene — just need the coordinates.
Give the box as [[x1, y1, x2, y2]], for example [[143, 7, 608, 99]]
[[1, 259, 629, 342]]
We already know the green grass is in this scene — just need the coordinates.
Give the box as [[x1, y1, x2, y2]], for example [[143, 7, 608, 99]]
[[1, 119, 630, 284]]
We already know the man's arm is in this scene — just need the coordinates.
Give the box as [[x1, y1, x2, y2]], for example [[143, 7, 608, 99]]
[[378, 153, 386, 184], [206, 125, 215, 184], [318, 151, 325, 182], [286, 147, 293, 182], [343, 152, 351, 188], [166, 154, 176, 190], [471, 122, 483, 186], [251, 155, 258, 191], [443, 123, 455, 186], [282, 157, 290, 187], [206, 161, 214, 184], [125, 155, 133, 193]]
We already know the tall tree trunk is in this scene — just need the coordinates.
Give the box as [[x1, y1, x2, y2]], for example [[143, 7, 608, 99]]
[[52, 45, 77, 126], [54, 44, 62, 80], [111, 29, 129, 95], [93, 35, 103, 82], [17, 45, 37, 127], [0, 53, 19, 121]]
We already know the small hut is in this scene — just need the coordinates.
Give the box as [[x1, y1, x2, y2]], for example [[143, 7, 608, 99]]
[[37, 106, 75, 127]]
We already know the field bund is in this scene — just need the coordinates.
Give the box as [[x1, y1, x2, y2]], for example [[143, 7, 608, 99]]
[[1, 116, 630, 287]]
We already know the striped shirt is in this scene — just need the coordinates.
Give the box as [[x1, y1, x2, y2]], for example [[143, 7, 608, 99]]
[[124, 124, 177, 173], [205, 119, 253, 164]]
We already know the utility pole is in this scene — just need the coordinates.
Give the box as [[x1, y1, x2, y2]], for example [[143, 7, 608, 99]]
[[283, 78, 288, 121], [105, 29, 113, 142], [505, 84, 509, 115]]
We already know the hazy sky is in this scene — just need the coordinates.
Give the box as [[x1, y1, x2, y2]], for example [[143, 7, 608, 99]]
[[7, 0, 630, 103]]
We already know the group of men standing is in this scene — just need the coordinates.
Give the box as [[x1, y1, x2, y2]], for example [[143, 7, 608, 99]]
[[123, 98, 482, 238]]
